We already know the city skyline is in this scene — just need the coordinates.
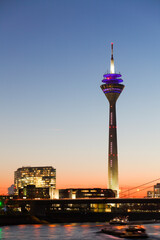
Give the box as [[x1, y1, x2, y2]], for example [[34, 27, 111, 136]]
[[0, 0, 160, 196]]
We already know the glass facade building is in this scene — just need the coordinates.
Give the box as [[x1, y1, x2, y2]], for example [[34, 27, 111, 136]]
[[14, 166, 56, 197]]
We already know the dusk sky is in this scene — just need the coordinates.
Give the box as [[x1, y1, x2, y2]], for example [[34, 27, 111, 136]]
[[0, 0, 160, 196]]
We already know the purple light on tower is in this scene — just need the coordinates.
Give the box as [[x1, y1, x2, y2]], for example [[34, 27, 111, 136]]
[[100, 43, 125, 197]]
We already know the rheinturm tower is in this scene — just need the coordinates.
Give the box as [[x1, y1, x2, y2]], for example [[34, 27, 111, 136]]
[[100, 43, 125, 197]]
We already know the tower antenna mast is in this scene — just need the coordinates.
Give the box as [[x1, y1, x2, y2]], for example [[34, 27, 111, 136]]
[[110, 43, 115, 74]]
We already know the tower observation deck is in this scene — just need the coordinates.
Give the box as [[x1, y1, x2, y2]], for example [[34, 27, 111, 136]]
[[100, 43, 125, 197]]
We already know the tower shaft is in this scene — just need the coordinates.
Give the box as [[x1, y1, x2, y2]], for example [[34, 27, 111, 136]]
[[108, 102, 118, 194]]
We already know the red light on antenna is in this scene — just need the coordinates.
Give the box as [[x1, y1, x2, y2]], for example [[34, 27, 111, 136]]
[[111, 42, 113, 45]]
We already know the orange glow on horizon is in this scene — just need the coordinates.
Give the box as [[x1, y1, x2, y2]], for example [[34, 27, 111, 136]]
[[0, 185, 150, 198], [0, 173, 154, 199]]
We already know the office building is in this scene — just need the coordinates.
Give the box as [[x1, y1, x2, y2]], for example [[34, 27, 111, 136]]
[[14, 166, 56, 198]]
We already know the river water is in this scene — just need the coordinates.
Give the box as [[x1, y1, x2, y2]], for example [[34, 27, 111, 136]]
[[1, 223, 160, 239]]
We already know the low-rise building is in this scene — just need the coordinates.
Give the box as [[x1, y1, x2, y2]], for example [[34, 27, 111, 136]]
[[58, 188, 115, 199], [147, 191, 154, 198], [8, 184, 14, 195], [154, 183, 160, 198]]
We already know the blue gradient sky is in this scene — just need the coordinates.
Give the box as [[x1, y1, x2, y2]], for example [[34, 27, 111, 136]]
[[0, 0, 160, 195]]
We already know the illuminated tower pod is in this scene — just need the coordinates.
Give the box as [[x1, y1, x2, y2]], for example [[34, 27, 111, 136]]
[[100, 43, 125, 197]]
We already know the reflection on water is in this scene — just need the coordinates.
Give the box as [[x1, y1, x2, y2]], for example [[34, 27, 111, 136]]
[[0, 223, 160, 239], [0, 228, 2, 239]]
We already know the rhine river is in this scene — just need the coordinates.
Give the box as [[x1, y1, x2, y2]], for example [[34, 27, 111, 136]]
[[1, 223, 160, 239]]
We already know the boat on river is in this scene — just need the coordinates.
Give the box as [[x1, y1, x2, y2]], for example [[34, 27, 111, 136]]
[[109, 216, 129, 225], [101, 225, 148, 238]]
